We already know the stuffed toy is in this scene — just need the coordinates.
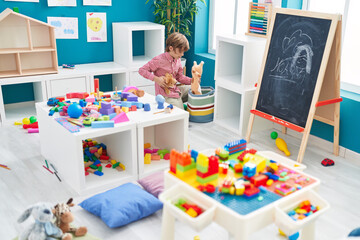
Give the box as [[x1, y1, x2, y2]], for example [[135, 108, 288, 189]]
[[53, 198, 87, 239], [18, 202, 69, 240], [163, 73, 177, 95], [191, 61, 204, 95]]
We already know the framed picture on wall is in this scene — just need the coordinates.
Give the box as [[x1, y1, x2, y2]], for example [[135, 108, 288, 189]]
[[48, 0, 76, 7], [86, 12, 107, 42], [83, 0, 111, 6], [47, 17, 79, 39]]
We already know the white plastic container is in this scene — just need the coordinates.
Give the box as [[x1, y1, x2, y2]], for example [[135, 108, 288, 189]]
[[274, 190, 330, 236], [159, 184, 216, 232]]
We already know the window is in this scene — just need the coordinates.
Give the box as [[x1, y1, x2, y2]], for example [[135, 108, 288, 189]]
[[305, 0, 360, 92], [209, 0, 282, 54]]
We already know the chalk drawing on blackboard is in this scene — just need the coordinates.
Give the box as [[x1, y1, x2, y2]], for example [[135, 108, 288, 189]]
[[269, 29, 314, 84]]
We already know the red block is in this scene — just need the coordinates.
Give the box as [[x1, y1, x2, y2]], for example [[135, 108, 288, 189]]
[[100, 155, 110, 160], [251, 174, 269, 187], [244, 187, 260, 198]]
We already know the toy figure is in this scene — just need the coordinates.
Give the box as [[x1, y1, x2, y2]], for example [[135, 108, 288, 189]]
[[163, 73, 177, 95], [191, 61, 204, 95]]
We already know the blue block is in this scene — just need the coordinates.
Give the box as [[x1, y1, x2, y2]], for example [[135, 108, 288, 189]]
[[269, 174, 279, 181], [190, 150, 198, 160], [122, 101, 132, 108], [109, 113, 117, 120], [93, 160, 101, 165], [144, 103, 151, 111], [91, 120, 115, 128], [132, 102, 144, 109], [79, 99, 86, 107], [94, 171, 104, 176], [100, 143, 107, 150]]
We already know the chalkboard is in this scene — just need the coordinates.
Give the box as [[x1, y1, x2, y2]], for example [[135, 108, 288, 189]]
[[255, 13, 332, 128]]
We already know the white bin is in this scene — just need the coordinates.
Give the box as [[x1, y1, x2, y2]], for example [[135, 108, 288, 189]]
[[159, 184, 216, 232], [274, 190, 330, 236]]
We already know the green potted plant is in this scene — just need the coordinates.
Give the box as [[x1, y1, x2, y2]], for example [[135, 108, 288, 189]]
[[146, 0, 206, 39]]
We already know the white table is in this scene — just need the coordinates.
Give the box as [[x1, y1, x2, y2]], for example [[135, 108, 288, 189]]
[[36, 92, 189, 194], [159, 151, 329, 240]]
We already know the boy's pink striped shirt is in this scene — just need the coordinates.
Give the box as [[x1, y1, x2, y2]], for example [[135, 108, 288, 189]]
[[138, 52, 191, 98]]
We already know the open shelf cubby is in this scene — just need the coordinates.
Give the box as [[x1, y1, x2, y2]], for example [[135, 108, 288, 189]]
[[113, 21, 165, 68], [215, 35, 266, 90], [138, 120, 187, 178]]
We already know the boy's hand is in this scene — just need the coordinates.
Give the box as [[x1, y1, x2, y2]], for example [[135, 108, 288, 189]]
[[154, 76, 166, 88]]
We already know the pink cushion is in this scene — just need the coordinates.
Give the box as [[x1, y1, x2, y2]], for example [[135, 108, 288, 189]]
[[137, 171, 164, 198]]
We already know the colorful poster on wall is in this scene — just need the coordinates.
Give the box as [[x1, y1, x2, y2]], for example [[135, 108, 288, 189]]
[[86, 12, 107, 42], [47, 0, 76, 6], [5, 0, 39, 2], [47, 17, 78, 39], [83, 0, 111, 6]]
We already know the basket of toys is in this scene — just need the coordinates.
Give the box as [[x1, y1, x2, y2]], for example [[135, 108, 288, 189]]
[[187, 86, 215, 123]]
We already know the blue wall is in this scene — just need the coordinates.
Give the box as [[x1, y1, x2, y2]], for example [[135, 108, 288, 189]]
[[1, 0, 153, 103]]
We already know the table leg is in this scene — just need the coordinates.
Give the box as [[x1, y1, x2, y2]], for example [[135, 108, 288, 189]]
[[301, 223, 315, 240], [161, 205, 175, 240]]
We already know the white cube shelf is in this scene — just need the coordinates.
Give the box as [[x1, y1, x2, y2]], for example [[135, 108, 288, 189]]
[[113, 21, 165, 68], [215, 34, 266, 91], [129, 70, 155, 95], [36, 101, 137, 195], [214, 85, 271, 137]]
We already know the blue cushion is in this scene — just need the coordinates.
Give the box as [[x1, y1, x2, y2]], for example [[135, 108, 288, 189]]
[[79, 183, 163, 228]]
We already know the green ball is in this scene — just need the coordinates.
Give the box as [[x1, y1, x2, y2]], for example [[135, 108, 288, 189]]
[[270, 131, 278, 139], [29, 116, 37, 123]]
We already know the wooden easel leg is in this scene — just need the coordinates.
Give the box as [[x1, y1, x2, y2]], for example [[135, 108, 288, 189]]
[[282, 126, 287, 134], [297, 132, 309, 163], [246, 114, 255, 142], [333, 102, 340, 155]]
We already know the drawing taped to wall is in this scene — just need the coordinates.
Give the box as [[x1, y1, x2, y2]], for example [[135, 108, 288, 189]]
[[86, 12, 107, 42], [48, 0, 76, 6], [47, 17, 78, 39], [83, 0, 111, 6]]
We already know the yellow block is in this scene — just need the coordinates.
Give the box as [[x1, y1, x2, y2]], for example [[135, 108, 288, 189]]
[[119, 163, 126, 170], [243, 153, 254, 163], [186, 208, 198, 218], [122, 107, 129, 113], [176, 168, 196, 179], [250, 155, 266, 173], [269, 162, 278, 171], [97, 147, 103, 155], [110, 159, 117, 165], [144, 153, 151, 164], [14, 121, 23, 125], [196, 153, 209, 167], [235, 186, 245, 196]]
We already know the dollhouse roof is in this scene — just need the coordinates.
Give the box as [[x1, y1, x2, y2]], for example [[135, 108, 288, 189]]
[[0, 8, 54, 28]]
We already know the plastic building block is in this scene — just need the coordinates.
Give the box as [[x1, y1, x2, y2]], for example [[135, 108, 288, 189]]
[[144, 153, 151, 164], [91, 120, 115, 128], [144, 103, 151, 111], [112, 112, 129, 124], [321, 158, 334, 166]]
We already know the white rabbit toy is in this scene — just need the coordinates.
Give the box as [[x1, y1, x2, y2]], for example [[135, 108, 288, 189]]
[[17, 202, 67, 240]]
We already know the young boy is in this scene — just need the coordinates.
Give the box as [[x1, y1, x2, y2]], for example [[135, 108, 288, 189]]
[[138, 32, 192, 110]]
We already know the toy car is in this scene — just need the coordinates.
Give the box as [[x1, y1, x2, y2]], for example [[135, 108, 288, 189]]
[[83, 117, 95, 126], [321, 158, 334, 167], [47, 97, 59, 106]]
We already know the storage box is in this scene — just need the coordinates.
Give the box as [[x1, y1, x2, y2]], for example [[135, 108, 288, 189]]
[[187, 87, 215, 123], [159, 184, 216, 231], [274, 190, 330, 236]]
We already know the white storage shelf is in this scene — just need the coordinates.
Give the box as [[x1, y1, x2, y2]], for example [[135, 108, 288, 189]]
[[113, 21, 164, 68], [215, 34, 266, 90], [128, 93, 189, 179], [36, 101, 137, 195], [0, 9, 58, 78], [0, 62, 127, 125]]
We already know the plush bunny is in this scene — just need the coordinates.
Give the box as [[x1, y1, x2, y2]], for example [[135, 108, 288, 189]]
[[18, 202, 68, 240], [191, 61, 204, 95]]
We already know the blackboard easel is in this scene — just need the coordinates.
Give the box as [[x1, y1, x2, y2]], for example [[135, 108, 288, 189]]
[[246, 8, 342, 163]]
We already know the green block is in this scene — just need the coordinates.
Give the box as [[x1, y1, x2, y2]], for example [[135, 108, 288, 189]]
[[175, 203, 186, 212], [196, 164, 208, 173], [177, 198, 187, 205], [91, 155, 97, 161], [157, 149, 170, 156], [112, 162, 120, 168], [98, 166, 102, 172], [196, 174, 218, 184], [176, 162, 196, 172], [90, 165, 98, 169]]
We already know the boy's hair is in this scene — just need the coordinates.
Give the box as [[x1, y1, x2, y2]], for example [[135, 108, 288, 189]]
[[165, 32, 190, 52]]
